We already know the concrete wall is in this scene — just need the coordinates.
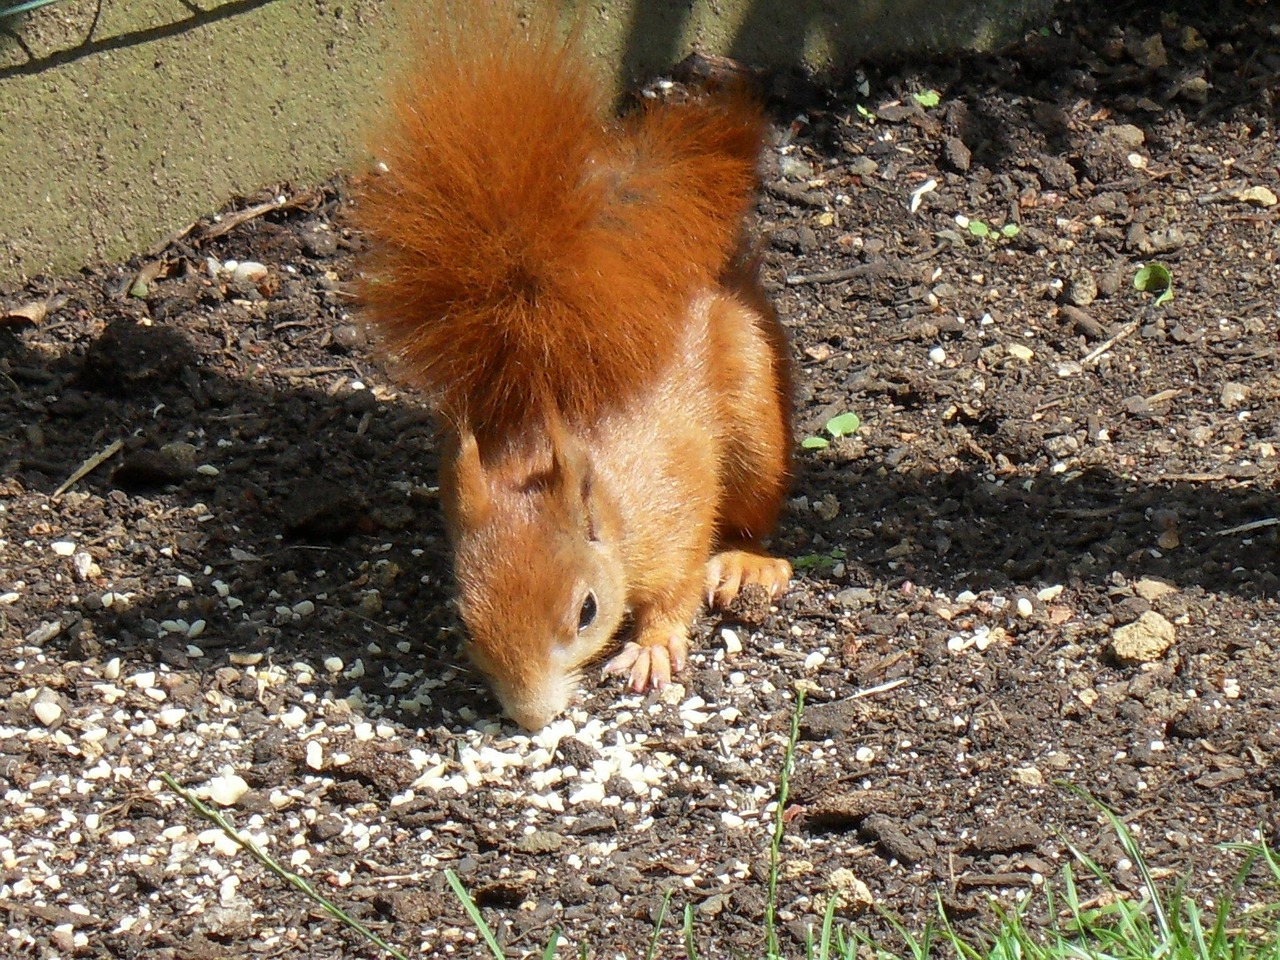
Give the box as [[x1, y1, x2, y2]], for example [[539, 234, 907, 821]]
[[0, 0, 1055, 283]]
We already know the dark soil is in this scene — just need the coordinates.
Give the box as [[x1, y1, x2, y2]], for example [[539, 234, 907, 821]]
[[2, 1, 1278, 957]]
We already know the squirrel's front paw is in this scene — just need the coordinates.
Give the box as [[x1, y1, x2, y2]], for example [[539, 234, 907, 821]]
[[705, 549, 792, 609], [602, 631, 690, 693]]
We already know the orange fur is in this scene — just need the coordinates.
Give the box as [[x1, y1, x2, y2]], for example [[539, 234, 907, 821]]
[[355, 7, 795, 730], [354, 14, 767, 440]]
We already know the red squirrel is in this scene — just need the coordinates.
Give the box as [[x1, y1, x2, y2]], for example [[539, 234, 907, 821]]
[[354, 11, 793, 730]]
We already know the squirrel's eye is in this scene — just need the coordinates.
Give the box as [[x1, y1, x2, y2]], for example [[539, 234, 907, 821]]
[[577, 592, 597, 632]]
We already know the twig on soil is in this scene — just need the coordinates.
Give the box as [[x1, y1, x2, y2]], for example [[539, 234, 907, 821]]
[[275, 365, 351, 378], [51, 438, 123, 498], [1215, 517, 1280, 536], [849, 677, 909, 699], [1082, 319, 1140, 367], [158, 773, 410, 960], [146, 187, 326, 257], [1158, 471, 1233, 483], [1144, 388, 1184, 405], [785, 266, 866, 286], [198, 187, 325, 241]]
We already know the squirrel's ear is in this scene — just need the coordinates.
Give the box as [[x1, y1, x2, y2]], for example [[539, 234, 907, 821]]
[[545, 417, 596, 535], [452, 429, 492, 528]]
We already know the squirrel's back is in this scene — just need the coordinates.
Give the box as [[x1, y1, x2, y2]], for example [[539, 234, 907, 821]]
[[353, 10, 768, 439]]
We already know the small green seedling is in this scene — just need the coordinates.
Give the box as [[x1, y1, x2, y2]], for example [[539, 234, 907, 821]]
[[855, 103, 875, 121], [1134, 262, 1174, 305], [792, 547, 847, 574], [965, 219, 1021, 240], [913, 89, 941, 108], [802, 412, 861, 450]]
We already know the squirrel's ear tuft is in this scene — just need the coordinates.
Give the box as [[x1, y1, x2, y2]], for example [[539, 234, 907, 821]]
[[453, 430, 492, 528]]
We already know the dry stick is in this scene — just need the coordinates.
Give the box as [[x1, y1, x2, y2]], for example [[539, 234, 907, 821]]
[[1216, 517, 1280, 536], [52, 438, 123, 498], [158, 773, 409, 960], [1081, 318, 1140, 367], [199, 188, 324, 241], [849, 677, 910, 699]]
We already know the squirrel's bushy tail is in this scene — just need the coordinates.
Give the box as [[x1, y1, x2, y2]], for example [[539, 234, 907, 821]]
[[354, 11, 767, 439]]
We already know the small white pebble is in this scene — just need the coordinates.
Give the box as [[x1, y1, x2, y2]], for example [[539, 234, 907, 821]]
[[803, 651, 825, 670], [720, 628, 742, 655], [293, 599, 316, 616], [569, 782, 606, 805], [928, 345, 947, 364], [306, 740, 324, 770], [1007, 343, 1035, 362], [720, 812, 746, 828], [855, 746, 875, 763], [212, 580, 230, 597], [176, 574, 193, 589], [196, 464, 220, 476], [187, 619, 206, 639], [1036, 584, 1064, 602], [1016, 597, 1034, 617], [73, 552, 97, 580], [51, 541, 76, 557], [32, 699, 63, 727], [156, 708, 187, 727], [206, 773, 250, 806], [324, 656, 344, 673]]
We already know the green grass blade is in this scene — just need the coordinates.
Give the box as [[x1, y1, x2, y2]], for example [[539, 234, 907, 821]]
[[159, 772, 409, 960], [645, 887, 674, 960], [766, 689, 807, 958], [683, 903, 700, 960], [445, 868, 506, 960]]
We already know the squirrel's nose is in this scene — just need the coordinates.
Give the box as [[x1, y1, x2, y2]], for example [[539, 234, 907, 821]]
[[501, 676, 576, 732]]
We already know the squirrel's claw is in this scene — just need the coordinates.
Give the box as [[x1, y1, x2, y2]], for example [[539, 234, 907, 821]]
[[705, 550, 793, 609], [603, 632, 689, 693]]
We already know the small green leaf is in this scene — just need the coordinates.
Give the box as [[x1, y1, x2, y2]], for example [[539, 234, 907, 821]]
[[913, 89, 941, 108], [801, 436, 830, 450], [824, 412, 861, 438], [1134, 262, 1174, 305], [856, 104, 874, 119], [1000, 223, 1021, 238], [967, 220, 991, 238]]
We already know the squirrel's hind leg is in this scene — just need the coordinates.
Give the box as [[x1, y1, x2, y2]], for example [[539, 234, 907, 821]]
[[705, 289, 794, 609]]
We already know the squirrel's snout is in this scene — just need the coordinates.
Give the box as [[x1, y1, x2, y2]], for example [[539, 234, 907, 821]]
[[500, 674, 578, 732]]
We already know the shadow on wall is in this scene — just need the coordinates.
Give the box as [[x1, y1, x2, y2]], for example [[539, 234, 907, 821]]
[[0, 0, 279, 79], [615, 0, 1053, 84]]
